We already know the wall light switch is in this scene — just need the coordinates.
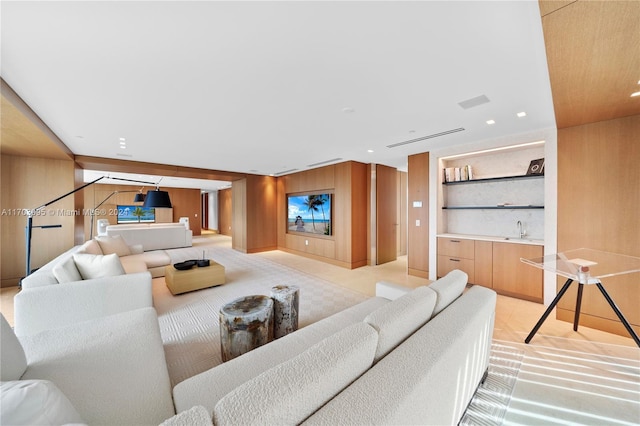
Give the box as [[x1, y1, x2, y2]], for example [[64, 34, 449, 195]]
[[412, 201, 423, 208], [305, 240, 309, 246], [415, 219, 421, 226]]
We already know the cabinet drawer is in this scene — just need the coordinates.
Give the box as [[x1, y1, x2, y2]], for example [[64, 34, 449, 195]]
[[437, 237, 475, 259], [437, 255, 475, 282]]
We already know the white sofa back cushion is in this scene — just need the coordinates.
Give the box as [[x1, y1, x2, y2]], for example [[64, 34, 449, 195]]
[[72, 253, 126, 280], [0, 380, 85, 426], [428, 269, 468, 316], [364, 286, 437, 362], [95, 235, 131, 256], [0, 314, 27, 381], [77, 239, 103, 255], [52, 257, 82, 284], [213, 322, 379, 426]]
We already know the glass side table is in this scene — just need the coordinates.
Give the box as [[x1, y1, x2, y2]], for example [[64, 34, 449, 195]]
[[521, 248, 640, 347]]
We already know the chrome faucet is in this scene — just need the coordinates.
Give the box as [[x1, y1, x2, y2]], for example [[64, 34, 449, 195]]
[[517, 220, 526, 239]]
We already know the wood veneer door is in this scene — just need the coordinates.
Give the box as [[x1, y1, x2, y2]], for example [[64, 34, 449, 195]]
[[492, 242, 543, 302], [376, 164, 397, 265]]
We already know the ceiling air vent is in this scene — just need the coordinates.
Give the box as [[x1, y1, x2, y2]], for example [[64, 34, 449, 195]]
[[273, 169, 299, 176], [387, 128, 465, 148], [307, 158, 343, 167], [457, 95, 490, 110]]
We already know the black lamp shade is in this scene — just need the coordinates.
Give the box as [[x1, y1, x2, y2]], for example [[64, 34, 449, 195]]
[[143, 190, 172, 208], [133, 193, 146, 203]]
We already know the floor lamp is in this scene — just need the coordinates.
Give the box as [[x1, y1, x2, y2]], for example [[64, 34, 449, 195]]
[[24, 176, 168, 278]]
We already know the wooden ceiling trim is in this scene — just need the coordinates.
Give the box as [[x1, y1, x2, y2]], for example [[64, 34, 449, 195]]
[[541, 1, 640, 129], [74, 155, 248, 182]]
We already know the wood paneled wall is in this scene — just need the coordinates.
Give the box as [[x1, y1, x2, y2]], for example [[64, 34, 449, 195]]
[[218, 188, 232, 236], [83, 183, 202, 240], [277, 161, 367, 269], [407, 152, 430, 278], [232, 175, 277, 253], [1, 155, 76, 287], [557, 115, 640, 337]]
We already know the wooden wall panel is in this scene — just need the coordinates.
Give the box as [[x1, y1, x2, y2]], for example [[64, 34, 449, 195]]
[[397, 171, 407, 256], [277, 161, 367, 269], [84, 183, 201, 239], [1, 155, 75, 287], [376, 164, 397, 265], [557, 115, 640, 337], [218, 188, 232, 236], [407, 152, 430, 278], [245, 175, 277, 253], [232, 179, 247, 252]]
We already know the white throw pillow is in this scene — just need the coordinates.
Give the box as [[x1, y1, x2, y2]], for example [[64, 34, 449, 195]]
[[364, 286, 437, 362], [0, 380, 85, 426], [76, 239, 103, 255], [72, 253, 126, 280], [95, 235, 131, 257], [52, 257, 83, 284]]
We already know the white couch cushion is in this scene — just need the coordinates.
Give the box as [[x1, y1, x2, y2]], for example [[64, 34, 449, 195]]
[[161, 405, 212, 426], [95, 235, 131, 256], [213, 322, 378, 426], [0, 380, 85, 426], [19, 307, 174, 425], [76, 239, 103, 255], [0, 314, 27, 381], [364, 286, 437, 362], [72, 253, 126, 280], [428, 269, 468, 316], [52, 257, 82, 284]]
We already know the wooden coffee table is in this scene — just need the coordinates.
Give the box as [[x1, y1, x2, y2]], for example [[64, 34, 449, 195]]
[[165, 261, 225, 295]]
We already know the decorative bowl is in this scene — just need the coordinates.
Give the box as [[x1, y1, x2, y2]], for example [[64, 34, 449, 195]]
[[197, 259, 210, 267], [174, 260, 197, 271]]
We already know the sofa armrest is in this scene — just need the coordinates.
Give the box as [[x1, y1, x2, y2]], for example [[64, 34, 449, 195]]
[[13, 272, 153, 336], [375, 281, 413, 300]]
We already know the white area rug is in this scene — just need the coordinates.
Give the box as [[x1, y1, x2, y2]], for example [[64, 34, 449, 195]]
[[155, 244, 367, 386], [461, 343, 524, 426]]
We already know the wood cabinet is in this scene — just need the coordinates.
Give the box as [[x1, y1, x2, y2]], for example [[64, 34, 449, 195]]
[[437, 238, 475, 283], [437, 236, 543, 302], [492, 242, 543, 303]]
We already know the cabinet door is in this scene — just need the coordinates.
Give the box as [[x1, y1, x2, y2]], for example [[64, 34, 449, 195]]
[[437, 238, 475, 258], [437, 255, 475, 282], [474, 241, 493, 288], [492, 242, 543, 302]]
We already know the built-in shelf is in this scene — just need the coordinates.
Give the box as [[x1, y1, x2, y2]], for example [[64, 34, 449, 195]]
[[443, 174, 544, 185], [443, 205, 544, 210]]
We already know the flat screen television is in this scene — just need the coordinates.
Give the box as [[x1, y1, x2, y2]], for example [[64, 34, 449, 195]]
[[287, 193, 332, 236], [116, 205, 155, 224]]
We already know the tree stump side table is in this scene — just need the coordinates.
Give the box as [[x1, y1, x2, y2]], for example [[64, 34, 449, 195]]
[[270, 285, 299, 339], [219, 295, 274, 362]]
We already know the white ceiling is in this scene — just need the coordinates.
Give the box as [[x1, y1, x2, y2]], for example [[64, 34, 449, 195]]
[[1, 1, 556, 190]]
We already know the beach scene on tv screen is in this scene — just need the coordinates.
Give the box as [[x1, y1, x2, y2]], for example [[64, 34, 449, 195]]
[[288, 194, 331, 235], [117, 205, 155, 223]]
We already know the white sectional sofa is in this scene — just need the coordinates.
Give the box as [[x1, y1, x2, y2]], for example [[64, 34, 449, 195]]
[[106, 223, 192, 251], [2, 270, 496, 425], [15, 236, 171, 336]]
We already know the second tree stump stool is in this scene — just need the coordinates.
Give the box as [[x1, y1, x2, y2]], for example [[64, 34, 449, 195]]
[[270, 285, 300, 339], [219, 295, 274, 362]]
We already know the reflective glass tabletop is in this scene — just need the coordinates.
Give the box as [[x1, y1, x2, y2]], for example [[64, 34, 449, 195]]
[[521, 248, 640, 285]]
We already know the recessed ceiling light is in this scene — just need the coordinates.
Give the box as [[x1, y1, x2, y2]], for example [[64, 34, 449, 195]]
[[486, 119, 495, 125], [120, 145, 126, 149], [342, 107, 355, 113], [631, 91, 640, 97], [517, 111, 527, 117], [367, 149, 374, 153], [119, 137, 126, 141]]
